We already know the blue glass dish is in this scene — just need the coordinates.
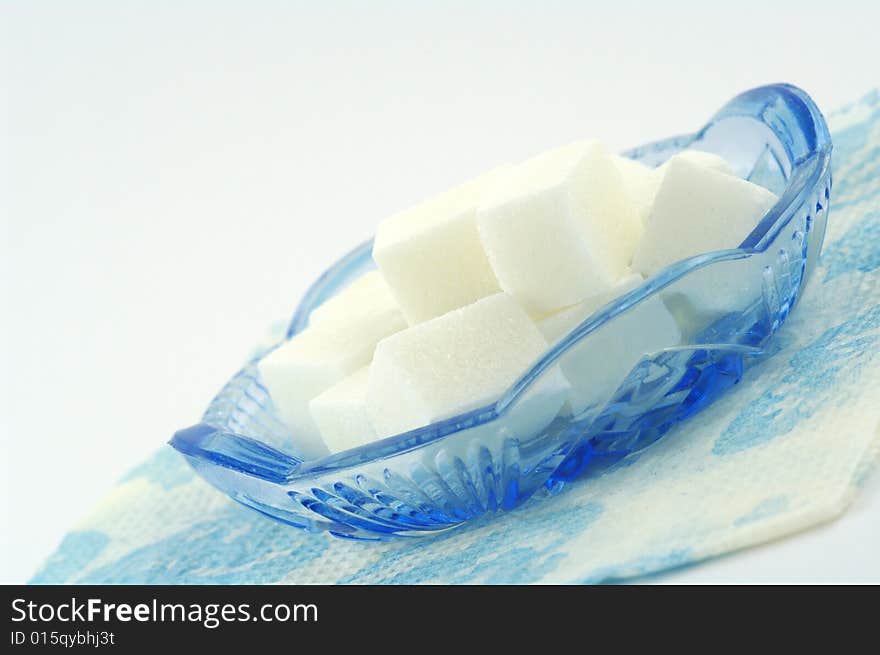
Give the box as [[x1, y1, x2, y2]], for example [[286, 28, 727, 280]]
[[171, 84, 832, 540]]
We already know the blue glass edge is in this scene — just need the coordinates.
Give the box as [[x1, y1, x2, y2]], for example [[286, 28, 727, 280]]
[[170, 423, 302, 483]]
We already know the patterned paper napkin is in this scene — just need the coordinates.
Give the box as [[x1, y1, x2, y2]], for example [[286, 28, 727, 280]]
[[31, 90, 880, 584]]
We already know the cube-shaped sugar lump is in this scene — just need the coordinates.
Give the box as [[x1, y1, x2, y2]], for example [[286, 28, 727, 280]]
[[614, 150, 735, 225], [613, 155, 657, 224], [259, 304, 406, 458], [476, 140, 642, 317], [308, 271, 398, 327], [309, 367, 377, 454], [366, 293, 569, 438], [670, 149, 735, 176], [632, 157, 778, 278], [538, 273, 682, 415], [660, 256, 764, 329], [372, 167, 509, 325], [538, 273, 644, 343]]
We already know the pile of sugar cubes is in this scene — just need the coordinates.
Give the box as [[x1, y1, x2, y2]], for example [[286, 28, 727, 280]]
[[260, 140, 779, 458]]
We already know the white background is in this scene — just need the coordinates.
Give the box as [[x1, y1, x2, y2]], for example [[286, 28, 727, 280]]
[[2, 1, 879, 584]]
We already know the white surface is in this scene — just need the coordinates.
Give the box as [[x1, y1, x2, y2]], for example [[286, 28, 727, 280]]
[[2, 1, 878, 584]]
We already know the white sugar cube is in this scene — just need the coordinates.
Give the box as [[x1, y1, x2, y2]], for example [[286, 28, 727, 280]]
[[660, 257, 762, 329], [372, 167, 509, 325], [309, 367, 377, 453], [614, 150, 735, 225], [538, 273, 644, 342], [613, 155, 657, 223], [539, 273, 681, 415], [670, 149, 735, 176], [366, 293, 569, 438], [309, 271, 398, 327], [259, 305, 406, 458], [476, 140, 642, 318], [633, 157, 778, 278]]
